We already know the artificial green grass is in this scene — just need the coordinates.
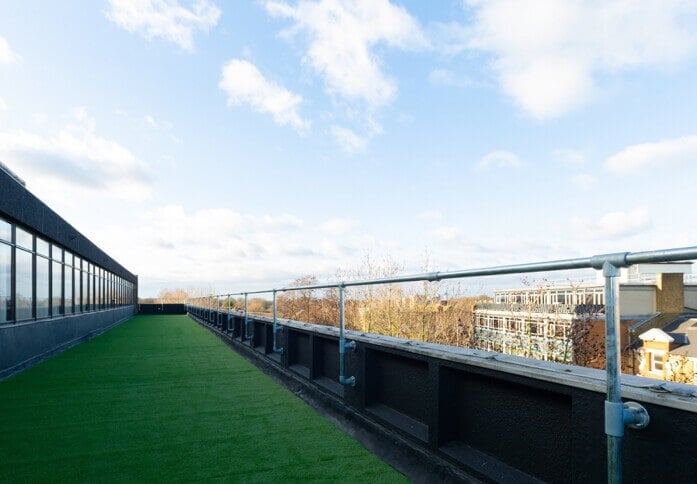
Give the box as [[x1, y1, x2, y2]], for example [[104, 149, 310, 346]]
[[0, 315, 406, 482]]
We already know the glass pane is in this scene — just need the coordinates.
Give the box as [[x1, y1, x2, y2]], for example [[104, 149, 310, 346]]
[[52, 260, 63, 316], [16, 227, 33, 250], [52, 244, 63, 262], [0, 242, 11, 323], [36, 256, 49, 318], [74, 266, 81, 312], [16, 249, 33, 320], [64, 262, 73, 315], [83, 268, 89, 311], [69, 267, 80, 314], [0, 218, 10, 243], [36, 237, 49, 257], [64, 251, 73, 267]]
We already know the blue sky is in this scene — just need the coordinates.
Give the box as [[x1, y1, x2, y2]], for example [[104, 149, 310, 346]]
[[1, 0, 696, 296]]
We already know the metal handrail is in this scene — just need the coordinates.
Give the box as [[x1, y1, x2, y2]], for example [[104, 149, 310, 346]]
[[186, 245, 697, 484]]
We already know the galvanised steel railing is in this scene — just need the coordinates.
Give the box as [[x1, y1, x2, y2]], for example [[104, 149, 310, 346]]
[[186, 245, 697, 484]]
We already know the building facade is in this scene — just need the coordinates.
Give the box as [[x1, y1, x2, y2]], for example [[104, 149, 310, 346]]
[[0, 162, 138, 379], [473, 266, 697, 369]]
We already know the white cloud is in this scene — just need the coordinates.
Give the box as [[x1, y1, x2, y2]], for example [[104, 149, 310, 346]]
[[0, 36, 18, 63], [0, 97, 6, 111], [219, 59, 309, 131], [571, 209, 652, 239], [0, 108, 152, 201], [418, 210, 444, 221], [605, 135, 697, 173], [106, 0, 221, 52], [330, 125, 368, 153], [95, 205, 372, 293], [144, 114, 173, 129], [428, 69, 472, 88], [475, 150, 522, 171], [553, 148, 586, 165], [430, 226, 461, 242], [321, 218, 357, 235], [263, 0, 428, 107], [571, 173, 597, 189], [465, 0, 697, 119]]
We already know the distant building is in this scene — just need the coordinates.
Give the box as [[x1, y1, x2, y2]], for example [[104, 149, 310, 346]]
[[637, 320, 697, 384], [473, 264, 697, 370]]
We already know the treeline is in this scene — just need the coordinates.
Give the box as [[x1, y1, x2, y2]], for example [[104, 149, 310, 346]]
[[182, 252, 492, 347]]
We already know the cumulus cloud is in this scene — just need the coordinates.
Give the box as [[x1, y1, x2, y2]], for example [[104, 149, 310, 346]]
[[464, 0, 697, 119], [0, 108, 152, 200], [0, 36, 18, 63], [144, 114, 173, 129], [428, 69, 473, 88], [571, 209, 652, 239], [418, 210, 444, 221], [475, 150, 522, 171], [95, 205, 371, 293], [219, 59, 309, 131], [321, 218, 357, 235], [106, 0, 221, 51], [262, 0, 428, 107], [605, 135, 697, 173], [430, 226, 461, 242], [571, 173, 597, 189], [330, 125, 368, 154], [553, 148, 586, 165]]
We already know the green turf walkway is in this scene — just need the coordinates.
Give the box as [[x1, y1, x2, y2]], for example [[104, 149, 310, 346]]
[[0, 315, 406, 482]]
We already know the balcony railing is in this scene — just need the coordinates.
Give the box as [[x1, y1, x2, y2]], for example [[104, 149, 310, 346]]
[[187, 245, 697, 483]]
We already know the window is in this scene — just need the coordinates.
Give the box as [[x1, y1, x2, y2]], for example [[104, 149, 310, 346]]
[[651, 352, 664, 372], [64, 252, 73, 315], [74, 257, 82, 312], [16, 248, 33, 320], [36, 237, 49, 257], [0, 241, 11, 323], [36, 255, 49, 318], [0, 218, 10, 243], [52, 259, 63, 316], [16, 227, 32, 250]]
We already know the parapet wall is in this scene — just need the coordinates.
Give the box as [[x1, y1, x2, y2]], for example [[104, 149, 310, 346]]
[[189, 307, 697, 482]]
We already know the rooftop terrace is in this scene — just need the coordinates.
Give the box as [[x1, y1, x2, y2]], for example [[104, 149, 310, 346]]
[[0, 315, 405, 482]]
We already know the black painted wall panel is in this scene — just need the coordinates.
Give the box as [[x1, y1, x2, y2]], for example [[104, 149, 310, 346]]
[[442, 368, 572, 482], [289, 330, 311, 369], [367, 349, 429, 424]]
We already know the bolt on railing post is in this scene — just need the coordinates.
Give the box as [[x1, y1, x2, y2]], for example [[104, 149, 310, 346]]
[[338, 284, 356, 386], [272, 289, 282, 353]]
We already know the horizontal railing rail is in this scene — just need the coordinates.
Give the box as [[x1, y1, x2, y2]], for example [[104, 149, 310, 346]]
[[186, 245, 697, 483]]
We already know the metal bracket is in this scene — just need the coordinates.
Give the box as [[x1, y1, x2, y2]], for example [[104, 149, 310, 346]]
[[344, 340, 356, 352], [605, 401, 650, 437]]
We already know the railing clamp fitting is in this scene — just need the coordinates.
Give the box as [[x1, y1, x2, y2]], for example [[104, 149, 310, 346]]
[[605, 401, 650, 437], [591, 252, 630, 271], [339, 375, 356, 386]]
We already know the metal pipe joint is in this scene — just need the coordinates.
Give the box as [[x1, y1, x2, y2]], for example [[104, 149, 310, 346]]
[[605, 401, 650, 437]]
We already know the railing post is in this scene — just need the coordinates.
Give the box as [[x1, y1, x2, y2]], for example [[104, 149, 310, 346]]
[[272, 289, 282, 353], [603, 261, 650, 484], [227, 293, 231, 332], [244, 293, 249, 340], [338, 284, 356, 386]]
